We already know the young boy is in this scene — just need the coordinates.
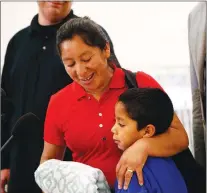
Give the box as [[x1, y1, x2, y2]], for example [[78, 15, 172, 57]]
[[111, 88, 188, 193]]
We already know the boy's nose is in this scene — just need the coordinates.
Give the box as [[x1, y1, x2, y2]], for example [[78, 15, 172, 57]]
[[111, 125, 116, 134]]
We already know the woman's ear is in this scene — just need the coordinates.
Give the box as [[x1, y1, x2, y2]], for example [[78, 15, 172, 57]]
[[104, 42, 110, 58], [142, 124, 156, 138]]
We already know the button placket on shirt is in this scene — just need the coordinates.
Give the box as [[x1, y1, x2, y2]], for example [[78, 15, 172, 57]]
[[42, 35, 48, 50], [87, 95, 107, 141], [102, 137, 106, 141], [98, 108, 107, 141], [98, 109, 103, 127]]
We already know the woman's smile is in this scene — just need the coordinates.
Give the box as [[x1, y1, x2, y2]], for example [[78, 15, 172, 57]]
[[79, 73, 95, 85]]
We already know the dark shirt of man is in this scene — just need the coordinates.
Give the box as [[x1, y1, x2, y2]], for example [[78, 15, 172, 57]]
[[1, 10, 120, 193]]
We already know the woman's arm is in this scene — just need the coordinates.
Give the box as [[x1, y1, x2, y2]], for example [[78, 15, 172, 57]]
[[135, 72, 189, 155], [116, 113, 189, 190], [40, 142, 66, 165], [39, 142, 65, 193], [143, 113, 189, 156]]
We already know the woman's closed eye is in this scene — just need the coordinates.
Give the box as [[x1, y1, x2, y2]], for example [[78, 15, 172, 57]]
[[67, 62, 75, 68], [82, 57, 91, 63]]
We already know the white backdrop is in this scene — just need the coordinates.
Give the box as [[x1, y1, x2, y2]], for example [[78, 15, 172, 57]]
[[1, 2, 198, 151], [1, 2, 198, 70]]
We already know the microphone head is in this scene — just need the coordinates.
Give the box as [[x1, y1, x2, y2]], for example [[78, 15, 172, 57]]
[[11, 112, 41, 137]]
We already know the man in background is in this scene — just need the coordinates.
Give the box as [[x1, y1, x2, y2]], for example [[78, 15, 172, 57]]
[[1, 2, 120, 193], [188, 2, 206, 168]]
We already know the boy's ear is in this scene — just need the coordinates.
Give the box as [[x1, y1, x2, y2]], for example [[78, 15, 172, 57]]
[[142, 124, 155, 138]]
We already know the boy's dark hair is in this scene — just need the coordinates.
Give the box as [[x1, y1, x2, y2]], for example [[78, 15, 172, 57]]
[[56, 16, 118, 67], [118, 88, 174, 135]]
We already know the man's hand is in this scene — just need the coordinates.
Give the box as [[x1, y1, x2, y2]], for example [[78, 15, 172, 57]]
[[116, 139, 148, 190], [0, 169, 10, 193]]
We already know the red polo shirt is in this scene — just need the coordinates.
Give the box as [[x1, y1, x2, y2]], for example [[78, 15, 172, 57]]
[[44, 67, 163, 187]]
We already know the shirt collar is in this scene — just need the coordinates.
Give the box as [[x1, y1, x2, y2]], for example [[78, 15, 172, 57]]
[[28, 10, 76, 36], [72, 66, 126, 100]]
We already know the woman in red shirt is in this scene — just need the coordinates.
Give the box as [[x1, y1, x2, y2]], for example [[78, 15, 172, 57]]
[[40, 17, 188, 191]]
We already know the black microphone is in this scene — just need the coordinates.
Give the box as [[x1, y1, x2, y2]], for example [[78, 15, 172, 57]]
[[1, 112, 40, 152]]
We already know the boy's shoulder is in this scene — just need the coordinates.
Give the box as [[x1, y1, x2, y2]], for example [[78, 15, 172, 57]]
[[144, 156, 175, 172], [115, 157, 187, 193], [143, 157, 187, 192]]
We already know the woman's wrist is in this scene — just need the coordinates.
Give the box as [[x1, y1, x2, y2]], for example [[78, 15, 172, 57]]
[[134, 138, 150, 156]]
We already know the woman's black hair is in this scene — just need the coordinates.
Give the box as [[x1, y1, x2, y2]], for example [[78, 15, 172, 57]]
[[56, 16, 120, 67]]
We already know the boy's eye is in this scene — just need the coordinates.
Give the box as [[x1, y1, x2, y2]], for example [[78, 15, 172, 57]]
[[118, 123, 125, 127]]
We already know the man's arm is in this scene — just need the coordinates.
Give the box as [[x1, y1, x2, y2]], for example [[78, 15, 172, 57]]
[[188, 3, 206, 167], [1, 36, 17, 169], [1, 36, 16, 193]]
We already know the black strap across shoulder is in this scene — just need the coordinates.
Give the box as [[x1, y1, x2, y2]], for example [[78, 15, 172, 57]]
[[122, 68, 138, 89]]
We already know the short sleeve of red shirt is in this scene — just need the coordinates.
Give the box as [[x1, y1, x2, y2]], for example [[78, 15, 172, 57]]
[[44, 95, 65, 146], [136, 71, 164, 91]]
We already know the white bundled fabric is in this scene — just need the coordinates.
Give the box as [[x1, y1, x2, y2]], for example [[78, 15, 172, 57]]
[[34, 159, 111, 193]]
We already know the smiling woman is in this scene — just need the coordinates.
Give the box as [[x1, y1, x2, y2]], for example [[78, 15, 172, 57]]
[[56, 17, 115, 99]]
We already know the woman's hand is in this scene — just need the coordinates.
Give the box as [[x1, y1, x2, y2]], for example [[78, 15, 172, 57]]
[[116, 139, 148, 190]]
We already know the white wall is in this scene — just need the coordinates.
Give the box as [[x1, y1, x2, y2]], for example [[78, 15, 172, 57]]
[[1, 2, 197, 71], [1, 2, 199, 151]]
